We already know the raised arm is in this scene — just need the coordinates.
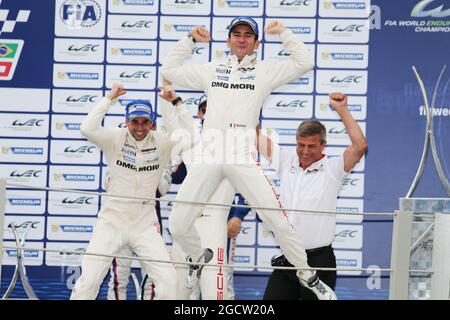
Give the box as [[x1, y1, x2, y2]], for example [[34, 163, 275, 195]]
[[159, 26, 211, 90], [263, 21, 315, 90], [329, 93, 368, 172], [80, 83, 126, 150]]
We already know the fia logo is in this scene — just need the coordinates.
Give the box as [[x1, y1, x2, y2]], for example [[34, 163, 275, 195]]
[[411, 0, 450, 18], [60, 0, 102, 28]]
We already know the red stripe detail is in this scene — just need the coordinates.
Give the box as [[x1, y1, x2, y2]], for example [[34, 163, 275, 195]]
[[0, 62, 12, 77], [252, 151, 295, 230], [113, 258, 120, 300]]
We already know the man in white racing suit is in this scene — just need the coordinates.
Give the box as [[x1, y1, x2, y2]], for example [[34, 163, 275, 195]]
[[160, 17, 337, 300], [70, 83, 193, 300]]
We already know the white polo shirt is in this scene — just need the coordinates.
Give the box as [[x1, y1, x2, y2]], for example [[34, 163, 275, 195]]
[[273, 146, 349, 250]]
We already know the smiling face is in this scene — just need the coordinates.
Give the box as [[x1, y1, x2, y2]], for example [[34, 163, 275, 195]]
[[296, 134, 326, 169], [125, 117, 155, 141], [227, 24, 259, 61]]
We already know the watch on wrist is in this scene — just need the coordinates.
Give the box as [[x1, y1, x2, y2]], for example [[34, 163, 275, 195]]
[[187, 32, 197, 43], [171, 96, 183, 106]]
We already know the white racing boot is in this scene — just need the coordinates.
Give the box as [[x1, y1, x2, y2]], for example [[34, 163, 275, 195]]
[[297, 270, 337, 300], [185, 248, 214, 289]]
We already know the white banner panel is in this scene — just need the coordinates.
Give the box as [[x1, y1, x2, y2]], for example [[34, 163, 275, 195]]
[[52, 89, 102, 114], [50, 140, 100, 165], [54, 38, 105, 63], [53, 63, 104, 88], [107, 14, 158, 40], [105, 65, 156, 90], [5, 190, 46, 215], [47, 191, 99, 216], [0, 88, 50, 112], [47, 216, 97, 241], [0, 139, 48, 163], [106, 40, 157, 65], [51, 114, 86, 139]]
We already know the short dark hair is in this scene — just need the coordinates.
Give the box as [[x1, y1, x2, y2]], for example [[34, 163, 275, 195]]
[[296, 120, 326, 144]]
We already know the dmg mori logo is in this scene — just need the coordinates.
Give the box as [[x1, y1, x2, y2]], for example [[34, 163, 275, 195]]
[[332, 24, 364, 32], [68, 44, 99, 52], [121, 20, 152, 28], [66, 95, 99, 103], [62, 196, 94, 204], [60, 0, 102, 28], [411, 0, 450, 18], [280, 0, 311, 6], [12, 119, 44, 126], [331, 75, 362, 83], [10, 170, 41, 178], [120, 71, 151, 79], [276, 100, 307, 108]]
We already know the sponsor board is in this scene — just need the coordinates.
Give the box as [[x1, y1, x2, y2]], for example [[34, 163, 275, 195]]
[[273, 70, 314, 94], [0, 164, 47, 188], [236, 221, 256, 246], [264, 18, 316, 43], [161, 0, 211, 15], [51, 114, 86, 139], [333, 224, 363, 249], [256, 247, 282, 273], [213, 0, 263, 16], [54, 38, 105, 63], [211, 16, 263, 41], [107, 14, 158, 39], [262, 94, 313, 119], [105, 65, 156, 90], [316, 70, 368, 94], [265, 0, 317, 17], [263, 42, 316, 62], [53, 63, 104, 88], [0, 114, 49, 138], [339, 172, 365, 197], [106, 39, 157, 64], [47, 191, 99, 216], [316, 44, 369, 69], [103, 115, 126, 130], [232, 247, 255, 272], [49, 165, 100, 190], [318, 19, 370, 43], [260, 119, 302, 144], [159, 92, 208, 118], [45, 242, 88, 267], [335, 250, 362, 275], [336, 198, 364, 223], [4, 215, 46, 240], [5, 190, 46, 215], [159, 40, 210, 65], [0, 139, 48, 163], [108, 0, 159, 14], [0, 88, 50, 112], [52, 89, 102, 114], [315, 94, 367, 120], [47, 216, 97, 241], [319, 0, 371, 18], [322, 120, 366, 146], [55, 0, 106, 38], [159, 15, 210, 40], [2, 241, 43, 266], [50, 140, 100, 164]]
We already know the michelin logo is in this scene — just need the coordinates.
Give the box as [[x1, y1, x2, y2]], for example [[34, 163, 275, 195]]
[[121, 0, 154, 4], [56, 225, 93, 232], [114, 48, 152, 56], [225, 1, 259, 7], [5, 147, 43, 155], [337, 258, 358, 267], [6, 250, 39, 258], [327, 53, 364, 60], [288, 26, 311, 34], [328, 1, 366, 10], [61, 174, 95, 182], [59, 72, 99, 80], [9, 198, 41, 206]]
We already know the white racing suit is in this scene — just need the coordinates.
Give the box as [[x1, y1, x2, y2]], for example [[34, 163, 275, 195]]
[[160, 29, 315, 272], [106, 167, 173, 300], [70, 97, 193, 300]]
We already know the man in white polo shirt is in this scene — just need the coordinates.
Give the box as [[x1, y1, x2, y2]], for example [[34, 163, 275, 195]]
[[260, 92, 368, 300]]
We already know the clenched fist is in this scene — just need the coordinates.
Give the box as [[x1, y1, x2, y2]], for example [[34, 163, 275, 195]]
[[264, 20, 287, 35], [329, 92, 348, 111], [190, 26, 211, 42]]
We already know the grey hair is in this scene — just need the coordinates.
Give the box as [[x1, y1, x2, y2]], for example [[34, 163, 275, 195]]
[[296, 120, 326, 144]]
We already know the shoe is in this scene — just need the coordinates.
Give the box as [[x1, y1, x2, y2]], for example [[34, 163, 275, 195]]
[[297, 270, 337, 300], [185, 248, 213, 289]]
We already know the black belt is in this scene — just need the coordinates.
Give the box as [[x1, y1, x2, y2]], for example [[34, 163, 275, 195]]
[[271, 245, 332, 267]]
